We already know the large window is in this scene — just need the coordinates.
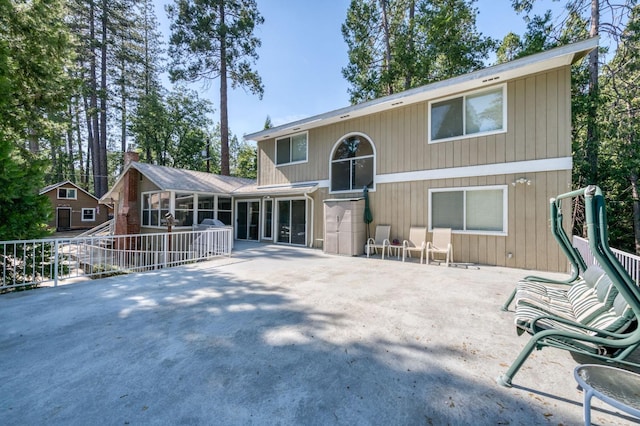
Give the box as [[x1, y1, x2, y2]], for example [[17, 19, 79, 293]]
[[429, 85, 506, 143], [141, 192, 233, 228], [331, 134, 375, 193], [197, 195, 215, 223], [429, 186, 507, 234], [217, 197, 232, 225], [174, 193, 195, 226], [276, 132, 307, 165], [142, 191, 170, 226], [57, 188, 77, 200]]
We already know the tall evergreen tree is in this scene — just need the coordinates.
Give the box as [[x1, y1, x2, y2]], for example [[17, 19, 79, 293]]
[[342, 0, 494, 104], [0, 0, 73, 239], [167, 0, 264, 176], [600, 6, 640, 253]]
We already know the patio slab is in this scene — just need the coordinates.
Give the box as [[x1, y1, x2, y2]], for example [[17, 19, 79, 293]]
[[1, 242, 638, 425]]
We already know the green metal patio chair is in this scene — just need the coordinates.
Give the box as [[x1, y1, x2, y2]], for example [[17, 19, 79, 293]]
[[498, 186, 640, 388]]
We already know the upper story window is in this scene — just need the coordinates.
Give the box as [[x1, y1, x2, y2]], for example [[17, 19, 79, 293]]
[[276, 132, 308, 166], [429, 84, 506, 143], [57, 188, 77, 200], [330, 133, 375, 193]]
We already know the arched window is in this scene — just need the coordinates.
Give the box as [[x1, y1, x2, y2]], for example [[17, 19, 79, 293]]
[[330, 134, 375, 192]]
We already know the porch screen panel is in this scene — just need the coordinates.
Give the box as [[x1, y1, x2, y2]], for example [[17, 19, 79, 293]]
[[217, 197, 232, 225], [198, 195, 215, 224], [175, 193, 194, 226], [432, 191, 463, 230]]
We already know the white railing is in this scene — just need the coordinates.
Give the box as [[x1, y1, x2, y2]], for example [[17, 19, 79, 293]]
[[573, 235, 640, 285], [0, 227, 233, 291]]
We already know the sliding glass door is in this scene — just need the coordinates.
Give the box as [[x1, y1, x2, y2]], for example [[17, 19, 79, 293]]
[[236, 200, 260, 240], [277, 199, 306, 245]]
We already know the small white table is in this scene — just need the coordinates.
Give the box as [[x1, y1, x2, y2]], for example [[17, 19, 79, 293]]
[[574, 364, 640, 425]]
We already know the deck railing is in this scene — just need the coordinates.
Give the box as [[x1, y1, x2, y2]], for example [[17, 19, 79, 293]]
[[573, 235, 640, 285], [1, 227, 233, 291]]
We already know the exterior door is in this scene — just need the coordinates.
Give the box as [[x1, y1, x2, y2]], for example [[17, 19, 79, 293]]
[[236, 201, 260, 240], [57, 208, 71, 231], [277, 199, 306, 245]]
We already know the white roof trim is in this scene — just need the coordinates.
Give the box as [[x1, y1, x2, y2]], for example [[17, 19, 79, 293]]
[[375, 157, 572, 184], [40, 180, 100, 201], [244, 37, 598, 142]]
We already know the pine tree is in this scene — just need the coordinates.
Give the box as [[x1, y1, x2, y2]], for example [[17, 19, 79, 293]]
[[167, 0, 264, 176]]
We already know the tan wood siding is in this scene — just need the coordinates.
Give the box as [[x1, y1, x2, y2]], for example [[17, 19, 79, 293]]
[[308, 169, 571, 272], [257, 66, 573, 271], [257, 67, 571, 188]]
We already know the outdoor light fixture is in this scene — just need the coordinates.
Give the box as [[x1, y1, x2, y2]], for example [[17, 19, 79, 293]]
[[512, 177, 532, 186]]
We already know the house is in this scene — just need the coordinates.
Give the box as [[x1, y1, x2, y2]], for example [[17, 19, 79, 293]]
[[101, 152, 254, 236], [40, 181, 111, 231], [237, 38, 599, 272], [100, 38, 597, 272]]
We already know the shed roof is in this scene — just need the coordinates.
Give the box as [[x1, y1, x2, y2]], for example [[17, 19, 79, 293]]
[[39, 180, 99, 201], [244, 37, 598, 142]]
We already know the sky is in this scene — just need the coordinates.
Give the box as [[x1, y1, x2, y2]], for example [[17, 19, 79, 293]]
[[156, 0, 564, 141]]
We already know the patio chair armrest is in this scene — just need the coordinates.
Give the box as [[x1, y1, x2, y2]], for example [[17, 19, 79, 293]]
[[382, 239, 391, 247], [402, 239, 409, 248], [530, 314, 631, 338], [366, 237, 375, 245]]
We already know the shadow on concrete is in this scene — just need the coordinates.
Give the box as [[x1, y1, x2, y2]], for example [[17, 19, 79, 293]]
[[0, 243, 634, 424]]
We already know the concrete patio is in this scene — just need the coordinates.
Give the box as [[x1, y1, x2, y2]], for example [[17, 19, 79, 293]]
[[1, 242, 638, 425]]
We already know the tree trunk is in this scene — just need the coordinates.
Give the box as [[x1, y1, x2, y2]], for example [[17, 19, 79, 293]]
[[66, 103, 76, 183], [586, 0, 599, 184], [98, 0, 109, 197], [89, 0, 101, 196], [379, 0, 393, 95], [219, 1, 230, 176], [73, 95, 85, 186], [120, 54, 127, 160], [404, 0, 415, 91]]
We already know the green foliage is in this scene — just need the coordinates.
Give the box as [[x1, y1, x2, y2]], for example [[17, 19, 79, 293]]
[[0, 242, 69, 291], [598, 5, 640, 252], [0, 0, 73, 240], [342, 0, 495, 104], [131, 85, 215, 170]]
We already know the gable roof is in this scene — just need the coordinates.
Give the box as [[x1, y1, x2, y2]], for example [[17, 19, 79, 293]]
[[244, 37, 598, 142], [100, 162, 255, 202], [39, 180, 100, 201]]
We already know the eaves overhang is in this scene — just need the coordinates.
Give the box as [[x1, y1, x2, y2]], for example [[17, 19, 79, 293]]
[[244, 37, 598, 142]]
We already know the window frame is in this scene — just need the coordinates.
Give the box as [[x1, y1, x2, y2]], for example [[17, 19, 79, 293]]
[[428, 185, 508, 236], [57, 187, 77, 200], [81, 208, 96, 222], [329, 132, 376, 194], [428, 84, 507, 144], [275, 131, 309, 166]]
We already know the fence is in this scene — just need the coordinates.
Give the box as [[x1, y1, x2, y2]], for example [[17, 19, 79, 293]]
[[573, 235, 640, 285], [1, 227, 233, 291]]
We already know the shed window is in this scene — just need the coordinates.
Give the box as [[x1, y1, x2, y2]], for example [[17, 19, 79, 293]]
[[430, 186, 507, 234], [429, 85, 506, 143], [81, 208, 95, 222], [330, 134, 375, 193], [57, 188, 77, 200], [276, 132, 307, 165]]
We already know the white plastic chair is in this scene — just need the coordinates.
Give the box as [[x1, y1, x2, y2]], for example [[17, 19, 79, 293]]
[[426, 228, 453, 266], [366, 225, 391, 259], [402, 226, 427, 263]]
